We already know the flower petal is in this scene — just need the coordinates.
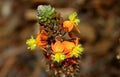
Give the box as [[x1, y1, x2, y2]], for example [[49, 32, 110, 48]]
[[36, 34, 48, 46], [62, 41, 75, 54], [63, 21, 74, 32], [52, 41, 64, 53]]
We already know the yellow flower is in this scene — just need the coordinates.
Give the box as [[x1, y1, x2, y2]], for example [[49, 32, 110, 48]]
[[71, 44, 84, 58], [51, 41, 65, 62], [69, 12, 80, 25], [52, 53, 65, 63], [26, 36, 37, 50]]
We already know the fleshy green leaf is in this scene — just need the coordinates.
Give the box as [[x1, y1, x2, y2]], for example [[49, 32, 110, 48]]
[[37, 5, 56, 24]]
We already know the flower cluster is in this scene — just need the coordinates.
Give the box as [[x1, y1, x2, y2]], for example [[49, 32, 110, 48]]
[[26, 5, 84, 75]]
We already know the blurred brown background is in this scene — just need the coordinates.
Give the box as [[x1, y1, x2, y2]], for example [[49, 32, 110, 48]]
[[0, 0, 120, 77]]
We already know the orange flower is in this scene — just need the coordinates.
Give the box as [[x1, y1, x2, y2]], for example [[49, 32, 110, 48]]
[[63, 21, 74, 32], [51, 38, 83, 62], [62, 38, 80, 58], [51, 41, 75, 54], [36, 34, 48, 46], [51, 40, 78, 59], [63, 21, 80, 34], [62, 41, 75, 58], [64, 38, 84, 58], [36, 29, 48, 47], [62, 41, 75, 54], [37, 28, 48, 41], [51, 41, 65, 62], [51, 40, 77, 59], [51, 41, 64, 53]]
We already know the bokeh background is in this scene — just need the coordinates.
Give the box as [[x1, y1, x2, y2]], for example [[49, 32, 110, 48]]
[[0, 0, 120, 77]]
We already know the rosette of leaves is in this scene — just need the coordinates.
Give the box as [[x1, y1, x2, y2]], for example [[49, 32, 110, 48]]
[[37, 5, 56, 27]]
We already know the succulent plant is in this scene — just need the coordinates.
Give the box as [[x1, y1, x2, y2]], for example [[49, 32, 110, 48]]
[[37, 5, 56, 26], [27, 5, 83, 77]]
